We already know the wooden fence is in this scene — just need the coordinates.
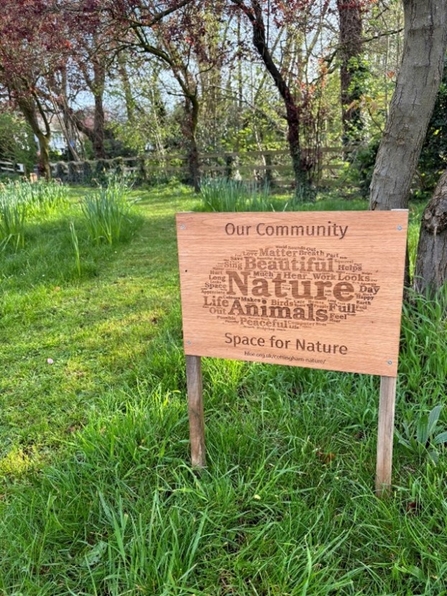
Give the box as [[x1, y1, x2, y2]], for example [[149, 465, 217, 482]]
[[0, 160, 25, 175], [49, 147, 349, 187]]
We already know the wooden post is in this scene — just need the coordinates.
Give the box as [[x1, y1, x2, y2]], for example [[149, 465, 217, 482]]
[[186, 355, 206, 468], [375, 375, 397, 497]]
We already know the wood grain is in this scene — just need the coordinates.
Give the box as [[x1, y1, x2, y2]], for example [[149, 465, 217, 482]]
[[186, 355, 206, 468], [376, 375, 397, 496], [177, 211, 408, 376]]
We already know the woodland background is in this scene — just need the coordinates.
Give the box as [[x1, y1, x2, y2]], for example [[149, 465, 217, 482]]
[[1, 0, 447, 290]]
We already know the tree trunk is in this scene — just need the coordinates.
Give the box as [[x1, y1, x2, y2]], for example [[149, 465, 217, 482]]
[[337, 0, 364, 148], [231, 0, 311, 198], [117, 53, 135, 122], [18, 96, 52, 180], [35, 131, 51, 180], [369, 0, 447, 211], [414, 168, 447, 293], [183, 95, 200, 192], [92, 60, 106, 159], [93, 93, 106, 159]]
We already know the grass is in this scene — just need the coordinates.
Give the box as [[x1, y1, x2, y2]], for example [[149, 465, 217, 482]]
[[0, 180, 446, 594], [82, 175, 137, 245], [197, 178, 368, 213]]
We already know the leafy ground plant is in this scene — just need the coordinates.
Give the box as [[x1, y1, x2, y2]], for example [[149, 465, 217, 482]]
[[396, 405, 447, 464]]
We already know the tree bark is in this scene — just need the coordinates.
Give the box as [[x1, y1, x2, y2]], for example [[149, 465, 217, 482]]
[[183, 94, 201, 192], [93, 93, 106, 159], [337, 0, 364, 147], [92, 60, 106, 159], [18, 96, 52, 180], [369, 0, 447, 211], [414, 168, 447, 293]]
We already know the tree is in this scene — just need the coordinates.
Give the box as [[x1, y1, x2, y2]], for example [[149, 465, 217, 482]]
[[0, 0, 70, 179], [367, 0, 447, 294], [414, 57, 447, 293], [65, 32, 110, 160], [414, 169, 447, 293], [417, 56, 447, 196], [104, 0, 212, 190], [0, 109, 37, 172], [369, 0, 447, 211], [337, 0, 367, 147], [229, 0, 325, 198]]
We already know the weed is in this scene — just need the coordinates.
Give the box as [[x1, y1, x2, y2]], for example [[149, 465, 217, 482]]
[[396, 405, 447, 464]]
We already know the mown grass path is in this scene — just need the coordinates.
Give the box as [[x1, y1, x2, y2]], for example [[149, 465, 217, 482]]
[[0, 184, 195, 458]]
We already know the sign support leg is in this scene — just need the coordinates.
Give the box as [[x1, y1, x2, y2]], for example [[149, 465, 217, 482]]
[[186, 355, 206, 468], [375, 375, 397, 497]]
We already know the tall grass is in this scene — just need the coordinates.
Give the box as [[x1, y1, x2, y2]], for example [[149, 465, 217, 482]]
[[199, 178, 274, 212], [82, 176, 137, 245], [198, 177, 369, 213], [0, 194, 26, 249], [19, 179, 67, 216], [0, 179, 68, 250]]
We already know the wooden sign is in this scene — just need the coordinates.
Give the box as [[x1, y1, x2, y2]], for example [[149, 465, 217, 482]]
[[176, 211, 408, 377], [176, 210, 408, 495]]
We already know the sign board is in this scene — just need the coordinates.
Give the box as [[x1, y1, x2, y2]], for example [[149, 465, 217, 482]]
[[176, 211, 408, 377]]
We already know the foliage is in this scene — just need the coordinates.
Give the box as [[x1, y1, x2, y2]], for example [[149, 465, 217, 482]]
[[417, 58, 447, 198], [399, 286, 447, 401], [0, 0, 74, 177], [343, 137, 380, 197], [396, 405, 447, 464], [0, 0, 406, 193], [0, 111, 37, 172]]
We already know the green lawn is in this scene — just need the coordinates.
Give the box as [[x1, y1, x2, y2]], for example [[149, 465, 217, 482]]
[[0, 181, 446, 595]]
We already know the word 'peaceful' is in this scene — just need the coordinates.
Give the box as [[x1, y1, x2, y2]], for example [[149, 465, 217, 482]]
[[224, 221, 348, 239]]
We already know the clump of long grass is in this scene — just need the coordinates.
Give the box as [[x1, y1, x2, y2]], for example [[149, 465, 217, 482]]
[[199, 178, 273, 212], [0, 179, 69, 250], [0, 191, 26, 250], [4, 179, 67, 217], [0, 199, 26, 250], [81, 175, 136, 245], [21, 179, 67, 216]]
